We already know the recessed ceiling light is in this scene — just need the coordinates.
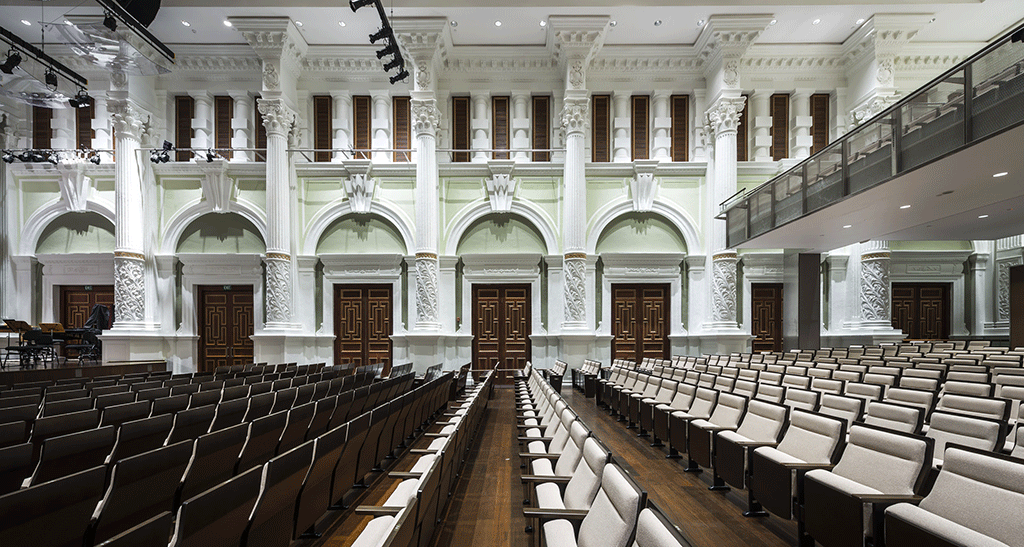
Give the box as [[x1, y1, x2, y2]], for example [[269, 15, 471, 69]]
[[697, 19, 705, 27], [338, 21, 346, 27], [994, 171, 1009, 177], [21, 20, 31, 26], [929, 17, 936, 23], [609, 21, 617, 27], [181, 20, 190, 27], [64, 20, 73, 26], [812, 19, 822, 25], [451, 20, 458, 28], [494, 20, 502, 27], [295, 21, 303, 27], [223, 20, 233, 27], [900, 205, 911, 209], [856, 18, 865, 25], [654, 20, 663, 26], [979, 214, 990, 219], [540, 20, 547, 27], [843, 225, 852, 229], [770, 19, 777, 25]]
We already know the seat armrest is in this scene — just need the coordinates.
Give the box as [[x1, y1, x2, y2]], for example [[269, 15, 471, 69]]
[[355, 506, 404, 516], [523, 508, 589, 521], [519, 452, 559, 460], [423, 432, 449, 438], [518, 436, 552, 443], [521, 474, 571, 484], [732, 440, 779, 448], [388, 472, 423, 479], [780, 462, 837, 472], [853, 494, 924, 504], [408, 449, 437, 454]]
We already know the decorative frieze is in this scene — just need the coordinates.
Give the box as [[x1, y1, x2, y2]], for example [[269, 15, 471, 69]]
[[711, 252, 739, 323], [860, 251, 891, 323], [114, 255, 145, 323]]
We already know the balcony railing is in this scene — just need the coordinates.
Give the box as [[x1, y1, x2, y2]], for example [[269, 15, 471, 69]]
[[720, 22, 1024, 248]]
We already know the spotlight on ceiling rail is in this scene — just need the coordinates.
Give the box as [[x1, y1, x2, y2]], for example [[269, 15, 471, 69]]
[[350, 0, 376, 12], [103, 13, 117, 32], [376, 42, 397, 59], [44, 69, 58, 90], [2, 151, 14, 164], [0, 50, 22, 74], [389, 69, 409, 85], [68, 89, 94, 108], [89, 153, 101, 165], [369, 27, 390, 44]]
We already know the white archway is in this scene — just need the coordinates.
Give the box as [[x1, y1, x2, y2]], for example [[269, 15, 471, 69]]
[[303, 198, 415, 256], [586, 197, 701, 255], [20, 198, 116, 255], [160, 198, 268, 254], [443, 199, 559, 256]]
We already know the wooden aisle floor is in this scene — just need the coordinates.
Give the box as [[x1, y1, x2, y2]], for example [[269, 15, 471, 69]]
[[427, 385, 795, 547]]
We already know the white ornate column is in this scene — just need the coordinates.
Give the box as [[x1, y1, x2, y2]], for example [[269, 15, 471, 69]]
[[751, 90, 772, 161], [511, 91, 530, 161], [561, 90, 590, 329], [91, 97, 113, 161], [791, 89, 813, 159], [859, 241, 893, 329], [258, 98, 297, 327], [330, 91, 352, 162], [50, 108, 75, 151], [227, 91, 252, 162], [412, 92, 441, 330], [651, 90, 672, 161], [612, 91, 631, 162], [691, 89, 707, 162], [471, 91, 489, 162], [711, 252, 740, 325], [190, 90, 214, 153], [108, 93, 147, 326], [370, 90, 391, 162]]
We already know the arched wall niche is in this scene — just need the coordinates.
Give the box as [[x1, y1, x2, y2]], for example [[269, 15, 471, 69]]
[[315, 214, 407, 255], [595, 211, 688, 255], [36, 212, 115, 254], [455, 213, 548, 255], [176, 212, 267, 254]]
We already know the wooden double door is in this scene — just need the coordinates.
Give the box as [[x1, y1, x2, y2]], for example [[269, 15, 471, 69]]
[[334, 285, 393, 371], [751, 283, 784, 352], [611, 284, 670, 361], [198, 286, 254, 373], [59, 285, 114, 328], [892, 283, 950, 340], [472, 285, 531, 376]]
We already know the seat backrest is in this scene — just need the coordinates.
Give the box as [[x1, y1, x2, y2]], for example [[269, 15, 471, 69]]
[[170, 465, 263, 547], [731, 379, 757, 400], [576, 464, 645, 547], [0, 443, 34, 496], [100, 401, 151, 428], [687, 387, 719, 418], [0, 465, 106, 547], [631, 506, 688, 547], [810, 378, 844, 395], [562, 437, 611, 510], [237, 411, 288, 474], [707, 393, 747, 429], [554, 421, 590, 476], [916, 445, 1024, 547], [734, 400, 788, 443], [832, 424, 933, 495], [934, 393, 1010, 422], [844, 382, 883, 403], [667, 383, 695, 411], [863, 401, 923, 434], [776, 410, 846, 465], [754, 383, 785, 404], [783, 388, 820, 412], [167, 405, 217, 445], [244, 392, 276, 422], [31, 425, 116, 485], [816, 394, 864, 427], [243, 440, 315, 547], [926, 411, 1006, 462], [151, 394, 190, 417], [179, 423, 249, 502]]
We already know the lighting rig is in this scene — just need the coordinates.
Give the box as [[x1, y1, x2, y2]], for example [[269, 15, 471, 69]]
[[1, 148, 105, 165], [0, 25, 90, 108], [349, 0, 409, 84]]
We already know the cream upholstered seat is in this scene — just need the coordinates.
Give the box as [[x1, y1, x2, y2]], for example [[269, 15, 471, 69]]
[[884, 445, 1024, 547], [815, 394, 864, 429], [529, 420, 589, 477], [685, 392, 748, 473], [653, 383, 695, 449], [802, 424, 933, 547], [713, 400, 789, 493], [862, 401, 924, 434], [638, 380, 678, 442], [925, 411, 1007, 467], [630, 506, 689, 547], [537, 464, 646, 547], [531, 437, 610, 510], [667, 387, 718, 457]]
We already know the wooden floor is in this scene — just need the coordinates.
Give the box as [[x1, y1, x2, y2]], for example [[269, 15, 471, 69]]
[[316, 384, 797, 547]]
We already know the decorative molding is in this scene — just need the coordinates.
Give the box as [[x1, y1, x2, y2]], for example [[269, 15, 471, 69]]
[[196, 160, 235, 213], [411, 97, 441, 137], [416, 252, 437, 260], [415, 256, 439, 325], [266, 252, 290, 261], [264, 256, 292, 323], [257, 98, 296, 138], [997, 258, 1020, 322], [711, 253, 739, 322], [484, 159, 517, 214], [108, 99, 147, 141], [560, 95, 590, 136], [706, 96, 747, 138], [860, 254, 891, 322], [563, 257, 587, 322], [629, 160, 660, 213], [114, 256, 145, 323], [343, 174, 376, 214], [56, 163, 92, 213]]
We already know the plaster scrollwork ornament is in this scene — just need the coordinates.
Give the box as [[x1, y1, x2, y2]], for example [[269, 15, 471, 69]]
[[723, 59, 740, 88], [257, 99, 296, 138], [265, 257, 292, 323], [484, 174, 517, 214], [109, 100, 146, 141], [114, 256, 145, 323], [706, 97, 746, 138], [411, 99, 441, 137], [876, 57, 895, 87], [563, 257, 587, 322], [343, 174, 377, 214], [110, 69, 127, 90], [859, 253, 892, 322], [711, 253, 738, 323], [415, 62, 431, 89], [262, 63, 280, 90], [568, 60, 585, 90], [415, 257, 439, 325], [559, 98, 590, 136], [849, 94, 900, 128], [998, 260, 1015, 321]]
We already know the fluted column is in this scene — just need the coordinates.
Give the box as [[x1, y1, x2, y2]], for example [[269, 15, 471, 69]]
[[108, 95, 147, 326], [651, 91, 672, 161], [561, 90, 590, 329], [227, 91, 252, 162], [612, 92, 631, 162], [705, 96, 746, 329], [859, 241, 893, 328], [330, 91, 352, 162], [751, 90, 772, 161], [412, 92, 441, 330], [471, 92, 489, 162], [791, 89, 813, 159], [258, 98, 297, 326]]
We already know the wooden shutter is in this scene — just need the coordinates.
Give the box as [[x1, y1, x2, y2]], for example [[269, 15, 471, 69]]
[[33, 106, 52, 150], [392, 96, 411, 162], [313, 95, 332, 162], [736, 97, 748, 162], [175, 96, 194, 161], [670, 95, 688, 162], [254, 95, 267, 162], [770, 93, 789, 161], [532, 96, 550, 162], [75, 103, 95, 151], [492, 96, 510, 160], [592, 94, 611, 163], [631, 95, 650, 160], [451, 96, 471, 163], [811, 93, 830, 155], [353, 95, 372, 160], [214, 95, 233, 160]]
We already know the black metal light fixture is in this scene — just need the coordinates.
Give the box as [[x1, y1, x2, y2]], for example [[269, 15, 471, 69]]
[[68, 88, 94, 108], [0, 49, 21, 74], [205, 149, 216, 162], [44, 68, 58, 90], [103, 13, 117, 32], [1, 151, 14, 164], [350, 0, 409, 85], [17, 151, 33, 162], [88, 153, 101, 165]]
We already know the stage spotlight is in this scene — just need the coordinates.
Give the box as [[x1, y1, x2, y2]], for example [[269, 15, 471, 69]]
[[369, 27, 390, 44], [350, 0, 376, 12], [0, 50, 22, 74], [89, 153, 101, 165], [376, 43, 397, 59], [160, 151, 170, 163], [205, 149, 216, 162], [31, 151, 47, 163], [44, 69, 58, 90], [18, 151, 33, 162], [68, 89, 94, 108], [389, 69, 409, 85], [1013, 28, 1024, 43], [47, 153, 59, 165], [383, 57, 402, 71], [162, 140, 174, 152], [2, 151, 14, 164], [103, 13, 117, 32]]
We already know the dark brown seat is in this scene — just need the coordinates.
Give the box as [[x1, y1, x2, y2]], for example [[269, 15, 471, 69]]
[[110, 414, 173, 462], [166, 405, 216, 444], [0, 443, 33, 495], [332, 412, 371, 505], [0, 420, 28, 448], [0, 394, 41, 409], [0, 465, 106, 547], [95, 392, 138, 411], [242, 441, 315, 547], [135, 387, 171, 402], [305, 395, 337, 442], [29, 408, 100, 462], [243, 391, 275, 422], [93, 511, 173, 547], [90, 440, 193, 545], [179, 423, 248, 503], [294, 384, 316, 407], [271, 387, 298, 414], [188, 390, 221, 409], [170, 384, 200, 396], [209, 398, 249, 433], [101, 401, 152, 428], [30, 425, 116, 485], [294, 423, 348, 538], [44, 388, 89, 402], [170, 465, 263, 547], [328, 391, 356, 431], [221, 385, 250, 403], [236, 411, 287, 474], [41, 396, 93, 416], [151, 394, 191, 417], [278, 402, 316, 456], [91, 384, 131, 398]]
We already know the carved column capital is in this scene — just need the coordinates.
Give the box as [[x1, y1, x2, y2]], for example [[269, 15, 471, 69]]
[[411, 97, 441, 138], [108, 99, 146, 141], [706, 96, 747, 138], [560, 94, 591, 137], [257, 98, 296, 138]]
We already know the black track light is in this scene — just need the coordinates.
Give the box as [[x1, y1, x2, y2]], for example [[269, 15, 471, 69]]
[[160, 151, 170, 163], [18, 151, 33, 162], [47, 153, 59, 165], [205, 150, 216, 162], [162, 140, 174, 152], [350, 0, 376, 12], [389, 69, 409, 85], [376, 43, 397, 59], [68, 89, 94, 109], [150, 150, 160, 164], [1013, 28, 1024, 43], [0, 50, 22, 75], [103, 13, 117, 32], [369, 27, 390, 44], [31, 151, 47, 163], [89, 153, 101, 165], [383, 57, 402, 71], [44, 69, 58, 91], [2, 151, 14, 164]]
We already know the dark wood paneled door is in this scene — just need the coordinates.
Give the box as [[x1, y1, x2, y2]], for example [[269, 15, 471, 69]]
[[751, 283, 784, 352], [198, 286, 254, 373], [334, 285, 393, 372], [892, 283, 950, 340], [59, 285, 115, 328], [473, 285, 531, 379], [611, 284, 670, 361]]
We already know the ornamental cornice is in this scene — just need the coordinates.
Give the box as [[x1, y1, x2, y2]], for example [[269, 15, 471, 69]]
[[692, 14, 774, 68]]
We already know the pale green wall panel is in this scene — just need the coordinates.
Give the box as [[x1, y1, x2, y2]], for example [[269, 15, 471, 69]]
[[176, 213, 266, 254], [36, 212, 115, 254], [595, 212, 687, 254], [21, 177, 60, 222], [455, 215, 547, 255], [586, 177, 626, 219], [890, 240, 973, 251], [316, 215, 406, 254]]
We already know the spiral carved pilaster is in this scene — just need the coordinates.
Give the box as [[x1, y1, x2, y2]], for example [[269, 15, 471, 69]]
[[415, 256, 439, 325], [265, 257, 292, 323], [711, 252, 738, 323], [114, 254, 145, 323], [563, 255, 587, 323], [860, 252, 891, 322]]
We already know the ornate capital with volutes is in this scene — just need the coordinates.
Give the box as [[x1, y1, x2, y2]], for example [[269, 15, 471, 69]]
[[109, 99, 146, 141], [706, 96, 747, 138], [411, 98, 441, 138], [560, 96, 591, 137], [257, 98, 297, 138]]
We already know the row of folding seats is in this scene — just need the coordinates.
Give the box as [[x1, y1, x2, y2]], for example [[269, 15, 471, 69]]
[[0, 371, 440, 547], [349, 369, 493, 547]]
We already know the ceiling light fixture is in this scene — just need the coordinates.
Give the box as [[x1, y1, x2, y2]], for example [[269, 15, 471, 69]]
[[994, 172, 1009, 177], [770, 19, 777, 25], [900, 205, 911, 209], [979, 214, 989, 219], [856, 18, 865, 25], [0, 50, 22, 75], [181, 20, 190, 27], [295, 21, 304, 27], [697, 19, 705, 27], [654, 20, 663, 26], [68, 89, 94, 108], [494, 21, 502, 27], [540, 20, 547, 27], [608, 21, 616, 27], [21, 20, 31, 27], [843, 225, 852, 229], [89, 153, 101, 165], [813, 19, 822, 25], [339, 21, 347, 27], [44, 69, 58, 90], [450, 20, 458, 27], [351, 0, 409, 86], [223, 20, 233, 27], [1, 151, 14, 164], [102, 13, 117, 32]]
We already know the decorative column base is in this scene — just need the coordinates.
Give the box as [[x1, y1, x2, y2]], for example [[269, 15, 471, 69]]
[[561, 253, 588, 331], [415, 253, 441, 331], [112, 252, 148, 330], [264, 253, 300, 330]]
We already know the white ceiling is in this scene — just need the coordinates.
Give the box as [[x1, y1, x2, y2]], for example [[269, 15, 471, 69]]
[[2, 0, 1023, 49]]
